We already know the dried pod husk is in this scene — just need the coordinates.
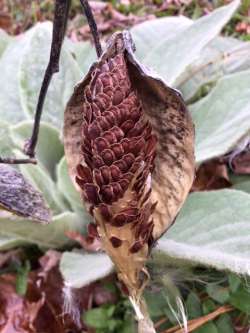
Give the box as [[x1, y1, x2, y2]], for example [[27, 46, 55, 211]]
[[64, 31, 195, 331], [0, 165, 51, 223]]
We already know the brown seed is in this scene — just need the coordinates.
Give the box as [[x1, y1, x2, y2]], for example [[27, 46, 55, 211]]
[[93, 137, 109, 153], [100, 185, 114, 204], [101, 149, 115, 165], [113, 88, 124, 105], [110, 236, 123, 248], [112, 208, 139, 226], [88, 122, 101, 140], [130, 241, 144, 253], [76, 164, 92, 183], [93, 169, 104, 186], [93, 155, 104, 168], [121, 119, 134, 133], [99, 203, 112, 221], [100, 166, 111, 184], [84, 184, 100, 205], [111, 143, 124, 159], [88, 223, 99, 238], [113, 159, 128, 173]]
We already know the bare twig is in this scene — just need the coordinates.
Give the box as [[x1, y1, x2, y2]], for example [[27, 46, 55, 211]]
[[162, 305, 233, 333], [79, 0, 102, 57], [1, 0, 102, 166], [23, 0, 71, 158], [0, 157, 37, 165]]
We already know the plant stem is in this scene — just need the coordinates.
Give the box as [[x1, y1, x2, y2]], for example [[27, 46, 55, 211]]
[[1, 0, 102, 165], [0, 157, 37, 165], [79, 0, 102, 57], [23, 0, 71, 158]]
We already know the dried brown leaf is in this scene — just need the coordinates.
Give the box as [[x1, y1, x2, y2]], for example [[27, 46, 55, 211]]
[[192, 159, 231, 192], [0, 165, 51, 223], [0, 249, 23, 268], [38, 250, 61, 280], [0, 274, 44, 333], [231, 150, 250, 174], [0, 253, 113, 333], [163, 305, 233, 333]]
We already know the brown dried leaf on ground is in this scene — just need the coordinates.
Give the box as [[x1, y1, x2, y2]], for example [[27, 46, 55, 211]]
[[231, 150, 250, 174], [0, 13, 11, 30], [0, 249, 23, 268], [234, 327, 250, 333], [64, 30, 194, 331], [38, 249, 62, 280], [69, 2, 155, 41], [0, 274, 44, 333], [0, 165, 51, 223], [65, 230, 102, 252], [0, 251, 98, 333], [192, 159, 231, 192], [163, 305, 233, 333]]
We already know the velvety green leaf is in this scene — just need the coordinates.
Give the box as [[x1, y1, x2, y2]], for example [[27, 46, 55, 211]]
[[156, 190, 250, 276], [131, 16, 192, 60], [230, 174, 250, 194], [0, 211, 84, 248], [144, 291, 167, 318], [60, 251, 114, 288], [178, 37, 250, 101], [0, 29, 11, 57], [0, 235, 26, 250], [161, 275, 183, 325], [194, 322, 218, 333], [0, 38, 27, 123], [228, 273, 241, 293], [138, 0, 240, 85], [83, 307, 110, 329], [190, 70, 250, 163], [216, 314, 234, 333], [19, 22, 81, 129], [0, 121, 15, 157], [56, 157, 85, 213], [229, 285, 250, 314], [70, 40, 96, 75], [186, 292, 202, 319], [120, 320, 136, 333], [16, 260, 30, 295], [10, 121, 64, 177], [206, 284, 230, 304], [202, 299, 216, 315], [18, 158, 66, 214]]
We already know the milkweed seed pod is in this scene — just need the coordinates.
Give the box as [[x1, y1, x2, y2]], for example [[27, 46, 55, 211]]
[[64, 31, 195, 332]]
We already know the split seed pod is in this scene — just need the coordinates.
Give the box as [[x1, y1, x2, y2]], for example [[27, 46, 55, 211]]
[[64, 31, 195, 331]]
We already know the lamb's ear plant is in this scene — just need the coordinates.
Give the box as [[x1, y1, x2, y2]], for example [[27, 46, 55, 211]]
[[1, 0, 250, 330], [64, 30, 195, 331]]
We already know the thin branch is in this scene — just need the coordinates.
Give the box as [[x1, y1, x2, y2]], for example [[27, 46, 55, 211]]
[[23, 0, 71, 158], [79, 0, 102, 57], [0, 157, 37, 165], [162, 305, 233, 333]]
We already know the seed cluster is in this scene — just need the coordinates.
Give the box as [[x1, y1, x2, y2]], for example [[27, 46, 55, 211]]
[[75, 52, 157, 255]]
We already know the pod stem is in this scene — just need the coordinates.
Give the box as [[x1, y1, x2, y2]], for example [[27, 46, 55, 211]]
[[130, 296, 156, 333], [79, 0, 102, 57]]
